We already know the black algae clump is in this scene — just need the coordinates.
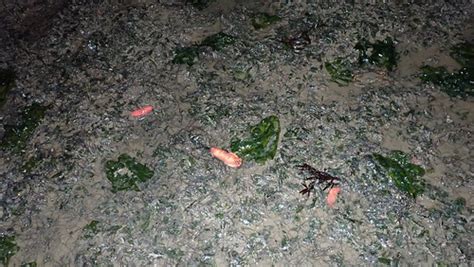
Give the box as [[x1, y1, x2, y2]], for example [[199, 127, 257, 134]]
[[355, 37, 398, 71], [0, 68, 15, 108], [172, 46, 200, 66]]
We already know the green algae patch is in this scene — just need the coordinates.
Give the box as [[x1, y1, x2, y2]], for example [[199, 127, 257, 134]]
[[0, 68, 15, 108], [325, 58, 353, 86], [0, 103, 47, 152], [420, 42, 473, 97], [200, 32, 236, 51], [173, 32, 236, 65], [252, 13, 281, 30], [187, 0, 213, 10], [0, 235, 19, 266], [105, 154, 154, 192], [83, 220, 100, 238], [355, 37, 398, 71], [172, 46, 200, 66], [450, 42, 474, 67], [420, 66, 473, 97], [377, 257, 393, 265], [230, 115, 280, 164], [372, 150, 425, 198]]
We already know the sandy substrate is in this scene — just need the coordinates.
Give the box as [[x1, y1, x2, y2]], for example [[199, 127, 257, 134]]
[[0, 1, 473, 266]]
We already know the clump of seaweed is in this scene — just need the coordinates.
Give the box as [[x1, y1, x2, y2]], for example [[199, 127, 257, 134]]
[[0, 103, 48, 152], [420, 66, 473, 97], [200, 32, 236, 51], [172, 32, 236, 65], [372, 150, 425, 198], [0, 235, 19, 266], [355, 37, 398, 71], [297, 164, 340, 196], [172, 46, 200, 66], [230, 115, 280, 164], [450, 41, 474, 67], [0, 68, 15, 108], [186, 0, 213, 10], [83, 220, 100, 238], [325, 58, 353, 86], [420, 41, 473, 98], [252, 13, 281, 30], [105, 154, 154, 192]]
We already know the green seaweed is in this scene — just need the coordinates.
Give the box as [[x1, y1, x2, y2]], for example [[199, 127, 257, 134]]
[[0, 68, 15, 108], [0, 235, 19, 266], [355, 37, 398, 71], [165, 248, 184, 259], [450, 42, 474, 67], [83, 220, 100, 238], [0, 103, 47, 152], [372, 150, 425, 198], [252, 13, 281, 30], [230, 115, 280, 163], [21, 156, 40, 173], [420, 65, 473, 97], [325, 58, 353, 86], [200, 32, 235, 51], [187, 0, 213, 10], [172, 46, 200, 66], [173, 32, 235, 65], [420, 42, 474, 97], [378, 257, 392, 265], [105, 154, 154, 192]]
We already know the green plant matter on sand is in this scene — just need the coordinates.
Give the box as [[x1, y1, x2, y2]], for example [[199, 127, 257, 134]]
[[420, 66, 473, 97], [0, 68, 15, 108], [252, 13, 281, 30], [83, 220, 100, 238], [420, 42, 474, 97], [355, 37, 398, 71], [230, 115, 280, 163], [0, 103, 47, 152], [200, 32, 236, 51], [172, 46, 200, 66], [325, 58, 353, 86], [173, 32, 236, 65], [105, 154, 154, 192], [0, 235, 19, 266], [187, 0, 213, 10], [372, 150, 425, 198]]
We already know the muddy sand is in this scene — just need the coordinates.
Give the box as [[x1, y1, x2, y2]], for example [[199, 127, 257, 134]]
[[0, 1, 473, 266]]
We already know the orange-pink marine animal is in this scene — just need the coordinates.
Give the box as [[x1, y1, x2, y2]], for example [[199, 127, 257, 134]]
[[131, 105, 153, 118], [210, 147, 242, 168], [326, 187, 341, 207]]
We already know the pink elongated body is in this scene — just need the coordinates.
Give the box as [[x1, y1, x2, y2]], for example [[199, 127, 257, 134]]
[[131, 105, 153, 117], [210, 147, 242, 168], [327, 187, 341, 207]]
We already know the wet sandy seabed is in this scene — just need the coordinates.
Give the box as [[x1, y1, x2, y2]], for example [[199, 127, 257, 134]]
[[0, 1, 473, 266]]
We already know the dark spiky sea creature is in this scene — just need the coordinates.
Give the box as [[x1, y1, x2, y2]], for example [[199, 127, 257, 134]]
[[297, 164, 340, 196]]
